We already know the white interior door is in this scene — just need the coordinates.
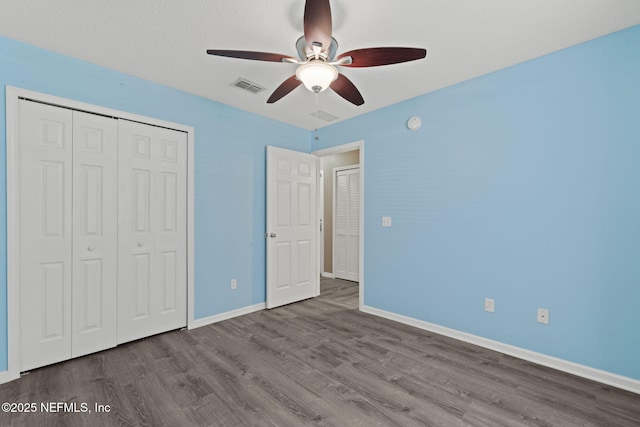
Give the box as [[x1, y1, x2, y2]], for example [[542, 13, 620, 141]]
[[117, 119, 187, 344], [266, 146, 318, 309], [71, 111, 118, 358], [19, 100, 73, 371], [334, 167, 360, 282]]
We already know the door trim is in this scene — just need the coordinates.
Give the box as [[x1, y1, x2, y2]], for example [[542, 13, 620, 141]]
[[319, 170, 324, 277], [312, 141, 364, 310], [3, 86, 196, 383]]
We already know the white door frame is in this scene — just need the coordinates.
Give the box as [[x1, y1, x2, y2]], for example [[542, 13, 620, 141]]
[[319, 170, 325, 276], [3, 86, 196, 384], [332, 164, 360, 282], [312, 140, 364, 310]]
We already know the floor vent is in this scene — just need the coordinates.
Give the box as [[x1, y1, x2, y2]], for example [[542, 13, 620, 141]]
[[231, 78, 265, 94], [310, 110, 339, 122]]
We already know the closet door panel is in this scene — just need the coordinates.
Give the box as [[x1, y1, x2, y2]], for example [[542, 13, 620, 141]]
[[19, 100, 73, 371], [71, 111, 118, 358], [117, 120, 187, 344], [334, 168, 360, 282], [156, 130, 187, 319], [334, 172, 348, 279], [347, 171, 360, 282]]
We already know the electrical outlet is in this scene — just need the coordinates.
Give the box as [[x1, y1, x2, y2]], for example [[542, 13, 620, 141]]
[[537, 308, 549, 324], [230, 279, 237, 290], [484, 298, 495, 313]]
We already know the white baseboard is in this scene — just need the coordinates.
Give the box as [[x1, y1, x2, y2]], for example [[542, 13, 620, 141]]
[[361, 305, 640, 395], [0, 369, 20, 385], [321, 272, 335, 279], [190, 303, 266, 329]]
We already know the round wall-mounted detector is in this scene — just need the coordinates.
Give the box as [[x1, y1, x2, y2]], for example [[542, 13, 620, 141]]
[[407, 116, 422, 131]]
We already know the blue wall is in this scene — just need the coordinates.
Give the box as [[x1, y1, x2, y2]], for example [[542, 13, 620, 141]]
[[0, 36, 310, 370], [315, 25, 640, 380]]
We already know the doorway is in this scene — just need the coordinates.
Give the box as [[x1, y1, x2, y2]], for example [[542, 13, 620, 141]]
[[313, 141, 364, 309]]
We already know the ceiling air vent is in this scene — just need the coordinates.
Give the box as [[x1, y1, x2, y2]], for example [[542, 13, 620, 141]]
[[231, 78, 265, 94], [310, 110, 339, 122]]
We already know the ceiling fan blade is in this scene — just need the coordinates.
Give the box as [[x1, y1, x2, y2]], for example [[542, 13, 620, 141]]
[[330, 73, 364, 106], [206, 50, 295, 63], [338, 47, 427, 67], [267, 75, 302, 103], [304, 0, 332, 52]]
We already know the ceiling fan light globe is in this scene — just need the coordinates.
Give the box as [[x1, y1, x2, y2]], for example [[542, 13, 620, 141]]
[[296, 61, 338, 93]]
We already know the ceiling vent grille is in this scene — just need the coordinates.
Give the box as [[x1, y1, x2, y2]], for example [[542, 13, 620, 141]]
[[231, 78, 265, 94], [310, 110, 339, 122]]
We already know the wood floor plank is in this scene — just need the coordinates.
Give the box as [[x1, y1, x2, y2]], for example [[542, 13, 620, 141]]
[[1, 277, 639, 426]]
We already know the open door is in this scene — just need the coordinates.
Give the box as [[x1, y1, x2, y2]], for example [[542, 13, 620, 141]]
[[266, 146, 318, 308]]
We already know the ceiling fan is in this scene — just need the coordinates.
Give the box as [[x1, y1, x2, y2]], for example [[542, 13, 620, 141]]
[[206, 0, 427, 106]]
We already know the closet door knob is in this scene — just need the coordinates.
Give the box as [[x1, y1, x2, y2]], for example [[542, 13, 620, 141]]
[[87, 246, 95, 251], [137, 242, 144, 247]]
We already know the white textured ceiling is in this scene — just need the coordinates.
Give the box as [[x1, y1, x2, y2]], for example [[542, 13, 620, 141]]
[[2, 1, 639, 129]]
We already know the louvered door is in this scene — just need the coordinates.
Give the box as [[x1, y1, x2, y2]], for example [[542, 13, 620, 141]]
[[334, 167, 360, 282]]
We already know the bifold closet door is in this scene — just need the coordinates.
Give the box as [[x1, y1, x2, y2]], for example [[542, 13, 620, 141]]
[[117, 119, 187, 344], [334, 168, 360, 282], [19, 101, 118, 371], [71, 111, 118, 358]]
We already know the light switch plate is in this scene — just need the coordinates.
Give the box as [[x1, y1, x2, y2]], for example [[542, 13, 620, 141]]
[[484, 298, 495, 313], [382, 216, 392, 227]]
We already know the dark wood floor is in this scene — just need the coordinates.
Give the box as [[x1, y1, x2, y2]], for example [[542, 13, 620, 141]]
[[1, 278, 639, 426]]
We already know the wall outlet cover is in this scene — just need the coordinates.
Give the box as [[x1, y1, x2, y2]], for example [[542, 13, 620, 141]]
[[537, 308, 549, 324]]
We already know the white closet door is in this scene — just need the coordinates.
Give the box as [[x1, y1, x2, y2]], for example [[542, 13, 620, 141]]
[[19, 100, 73, 371], [334, 172, 348, 279], [71, 111, 118, 358], [347, 170, 360, 281], [117, 120, 187, 344], [334, 167, 359, 282]]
